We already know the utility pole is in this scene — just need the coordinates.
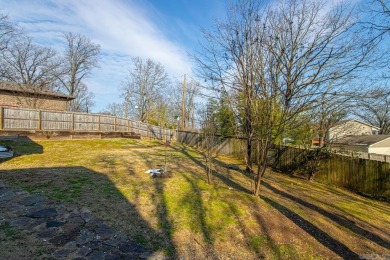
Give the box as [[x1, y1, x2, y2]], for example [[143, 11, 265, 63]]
[[181, 74, 186, 130]]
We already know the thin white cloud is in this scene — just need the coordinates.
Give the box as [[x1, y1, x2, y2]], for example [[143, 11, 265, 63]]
[[65, 0, 192, 75], [1, 0, 194, 111]]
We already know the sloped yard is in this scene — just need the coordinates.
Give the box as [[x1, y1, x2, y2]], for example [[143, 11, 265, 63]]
[[0, 138, 389, 259]]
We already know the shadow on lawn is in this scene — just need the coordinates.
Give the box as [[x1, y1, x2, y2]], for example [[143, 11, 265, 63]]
[[176, 144, 372, 259], [0, 166, 170, 258], [175, 144, 252, 194], [0, 137, 43, 163], [138, 144, 221, 258], [136, 150, 179, 258], [151, 178, 178, 258], [262, 181, 390, 250], [260, 195, 360, 259]]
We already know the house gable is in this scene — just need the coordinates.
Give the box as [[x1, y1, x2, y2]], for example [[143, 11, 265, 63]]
[[369, 136, 390, 148], [328, 120, 380, 141]]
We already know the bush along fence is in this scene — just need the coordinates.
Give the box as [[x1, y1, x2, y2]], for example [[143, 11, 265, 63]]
[[0, 106, 176, 142], [177, 130, 389, 199]]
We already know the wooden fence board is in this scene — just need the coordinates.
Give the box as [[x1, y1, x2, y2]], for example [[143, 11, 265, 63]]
[[0, 106, 177, 141]]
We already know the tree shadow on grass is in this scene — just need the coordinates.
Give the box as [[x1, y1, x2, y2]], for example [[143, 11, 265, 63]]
[[137, 143, 222, 258], [174, 144, 252, 194], [260, 195, 360, 259], [223, 196, 272, 259], [174, 144, 371, 258], [151, 178, 178, 258], [262, 181, 390, 250], [135, 150, 179, 258], [0, 166, 172, 258], [175, 145, 281, 258], [270, 174, 390, 214], [180, 173, 216, 256]]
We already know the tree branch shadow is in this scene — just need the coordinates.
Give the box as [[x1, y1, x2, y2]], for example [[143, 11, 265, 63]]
[[180, 173, 218, 257], [135, 150, 179, 258], [260, 195, 360, 259], [174, 144, 252, 194], [262, 181, 390, 250]]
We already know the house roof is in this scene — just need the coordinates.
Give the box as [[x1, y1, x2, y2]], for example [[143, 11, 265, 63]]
[[331, 135, 390, 146], [0, 81, 74, 100], [332, 119, 380, 130]]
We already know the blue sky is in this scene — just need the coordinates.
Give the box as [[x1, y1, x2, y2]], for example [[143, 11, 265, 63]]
[[0, 0, 226, 112]]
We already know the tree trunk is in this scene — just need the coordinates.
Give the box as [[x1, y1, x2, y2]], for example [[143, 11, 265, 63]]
[[245, 137, 253, 172], [254, 150, 268, 196], [254, 163, 267, 196], [254, 139, 269, 196], [207, 165, 212, 184]]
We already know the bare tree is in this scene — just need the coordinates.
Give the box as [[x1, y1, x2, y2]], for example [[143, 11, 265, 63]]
[[1, 37, 60, 87], [0, 13, 18, 52], [58, 32, 100, 111], [364, 0, 390, 38], [101, 102, 127, 117], [0, 36, 62, 108], [178, 79, 201, 130], [122, 57, 169, 123], [201, 99, 219, 184], [70, 82, 95, 113], [287, 91, 352, 181], [355, 87, 390, 134], [195, 0, 373, 196], [195, 0, 264, 173]]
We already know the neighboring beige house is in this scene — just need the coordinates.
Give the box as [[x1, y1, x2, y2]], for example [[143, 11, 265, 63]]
[[328, 120, 380, 142], [0, 81, 74, 111], [329, 135, 390, 155]]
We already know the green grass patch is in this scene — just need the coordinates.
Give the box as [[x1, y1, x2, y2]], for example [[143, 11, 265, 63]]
[[0, 223, 22, 241]]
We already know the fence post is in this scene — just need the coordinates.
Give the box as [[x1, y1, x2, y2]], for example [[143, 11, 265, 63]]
[[72, 113, 75, 131], [98, 115, 101, 131], [114, 117, 117, 132], [127, 120, 130, 132], [0, 106, 3, 130], [38, 110, 42, 130]]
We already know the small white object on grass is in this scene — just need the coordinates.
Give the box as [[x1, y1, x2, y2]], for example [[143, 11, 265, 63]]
[[145, 169, 162, 176]]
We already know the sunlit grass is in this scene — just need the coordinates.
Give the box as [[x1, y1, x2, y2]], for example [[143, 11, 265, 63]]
[[0, 138, 388, 259]]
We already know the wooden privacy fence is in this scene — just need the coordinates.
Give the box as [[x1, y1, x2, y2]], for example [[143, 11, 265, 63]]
[[333, 151, 390, 162], [177, 130, 258, 160], [177, 130, 389, 198], [265, 145, 389, 198], [0, 106, 176, 142]]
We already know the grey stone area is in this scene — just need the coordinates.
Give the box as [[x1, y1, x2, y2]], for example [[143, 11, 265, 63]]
[[0, 180, 165, 259]]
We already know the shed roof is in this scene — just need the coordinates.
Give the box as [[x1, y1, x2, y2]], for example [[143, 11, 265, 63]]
[[331, 135, 390, 146], [0, 81, 74, 100]]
